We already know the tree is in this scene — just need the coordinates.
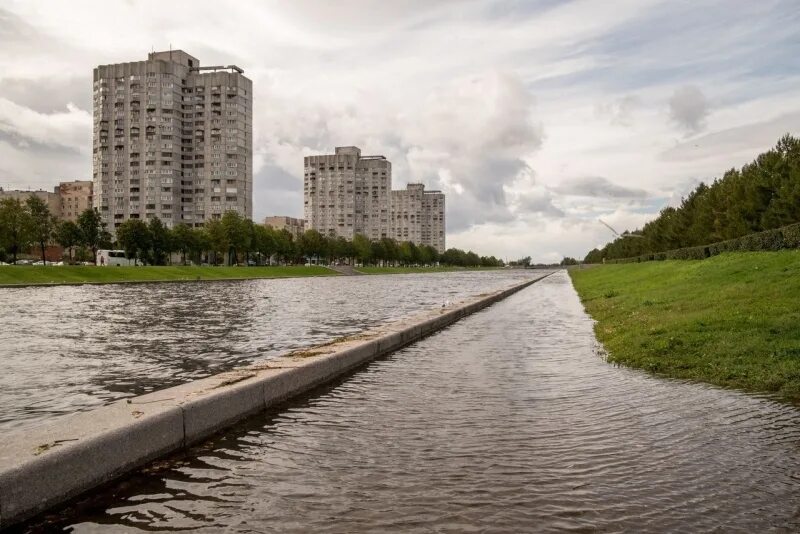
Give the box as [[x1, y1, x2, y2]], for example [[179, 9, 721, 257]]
[[77, 208, 105, 264], [352, 233, 372, 265], [55, 221, 82, 263], [0, 198, 32, 264], [147, 217, 171, 265], [252, 225, 277, 264], [204, 218, 227, 265], [299, 229, 326, 264], [171, 223, 195, 265], [221, 211, 248, 265], [115, 219, 151, 265], [25, 196, 56, 265]]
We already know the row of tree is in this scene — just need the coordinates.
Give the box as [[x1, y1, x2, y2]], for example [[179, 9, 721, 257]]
[[0, 197, 109, 264], [0, 201, 504, 268], [585, 134, 800, 263], [115, 211, 504, 267]]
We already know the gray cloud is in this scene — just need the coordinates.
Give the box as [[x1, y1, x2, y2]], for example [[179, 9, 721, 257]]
[[1, 76, 92, 113], [553, 176, 648, 199], [668, 85, 710, 133]]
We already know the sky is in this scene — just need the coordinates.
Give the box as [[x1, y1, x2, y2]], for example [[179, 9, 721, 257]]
[[1, 0, 799, 262]]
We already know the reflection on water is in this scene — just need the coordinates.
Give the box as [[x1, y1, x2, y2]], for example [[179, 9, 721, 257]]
[[32, 271, 800, 533], [0, 271, 535, 431]]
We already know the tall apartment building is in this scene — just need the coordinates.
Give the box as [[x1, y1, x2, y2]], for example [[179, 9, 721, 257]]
[[303, 146, 391, 240], [58, 180, 93, 223], [93, 50, 252, 232], [304, 147, 446, 253], [390, 184, 446, 253]]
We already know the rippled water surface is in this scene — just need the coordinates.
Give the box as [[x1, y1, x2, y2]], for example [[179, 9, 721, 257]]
[[0, 271, 535, 431], [30, 271, 800, 533]]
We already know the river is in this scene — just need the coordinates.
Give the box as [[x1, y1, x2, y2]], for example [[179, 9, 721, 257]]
[[0, 270, 535, 431], [22, 270, 800, 532]]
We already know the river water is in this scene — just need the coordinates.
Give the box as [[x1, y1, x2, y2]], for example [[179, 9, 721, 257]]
[[0, 271, 536, 431], [24, 270, 800, 532]]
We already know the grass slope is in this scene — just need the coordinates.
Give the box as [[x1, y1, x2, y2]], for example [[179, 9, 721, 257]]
[[0, 265, 335, 286], [357, 266, 501, 274], [569, 251, 800, 401]]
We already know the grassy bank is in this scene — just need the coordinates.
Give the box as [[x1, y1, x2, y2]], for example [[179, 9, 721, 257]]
[[569, 251, 800, 401], [0, 265, 335, 286], [357, 266, 502, 274]]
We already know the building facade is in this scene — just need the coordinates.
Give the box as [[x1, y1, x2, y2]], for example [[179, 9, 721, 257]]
[[58, 180, 93, 223], [303, 146, 390, 241], [304, 147, 446, 253], [264, 215, 305, 238], [92, 50, 252, 233], [390, 184, 446, 253], [0, 188, 61, 218]]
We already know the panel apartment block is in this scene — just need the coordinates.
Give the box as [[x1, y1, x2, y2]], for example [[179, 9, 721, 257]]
[[58, 180, 93, 223], [390, 184, 446, 253], [305, 147, 446, 253], [304, 146, 391, 240], [93, 50, 252, 232]]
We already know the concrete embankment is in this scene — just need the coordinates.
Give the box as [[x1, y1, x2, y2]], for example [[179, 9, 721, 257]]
[[0, 273, 550, 529]]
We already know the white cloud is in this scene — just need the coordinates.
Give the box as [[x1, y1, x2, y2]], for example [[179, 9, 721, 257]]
[[1, 0, 800, 261]]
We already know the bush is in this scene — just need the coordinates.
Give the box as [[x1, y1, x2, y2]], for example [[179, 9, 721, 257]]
[[605, 222, 800, 264]]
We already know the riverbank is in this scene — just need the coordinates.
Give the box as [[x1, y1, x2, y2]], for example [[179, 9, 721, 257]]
[[569, 251, 800, 401], [357, 266, 503, 274], [0, 265, 335, 286]]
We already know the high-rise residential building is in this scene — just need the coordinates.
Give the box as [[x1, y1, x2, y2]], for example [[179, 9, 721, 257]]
[[92, 50, 252, 232], [304, 147, 446, 252], [58, 180, 93, 223], [264, 215, 305, 238], [390, 184, 446, 253], [304, 146, 391, 240]]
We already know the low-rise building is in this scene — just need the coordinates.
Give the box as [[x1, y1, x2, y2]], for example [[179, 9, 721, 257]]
[[264, 215, 305, 238], [58, 180, 93, 222], [0, 187, 61, 218]]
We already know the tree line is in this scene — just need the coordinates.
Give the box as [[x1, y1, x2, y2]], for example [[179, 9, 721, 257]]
[[0, 197, 110, 264], [0, 200, 504, 267], [585, 134, 800, 263]]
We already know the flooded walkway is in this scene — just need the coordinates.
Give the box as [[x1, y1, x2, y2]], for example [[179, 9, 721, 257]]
[[31, 271, 800, 532]]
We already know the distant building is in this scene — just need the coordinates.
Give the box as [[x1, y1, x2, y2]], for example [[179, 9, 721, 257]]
[[58, 180, 93, 223], [390, 184, 445, 253], [264, 215, 305, 238], [304, 146, 391, 241], [92, 50, 253, 233], [0, 187, 61, 218], [304, 146, 446, 252]]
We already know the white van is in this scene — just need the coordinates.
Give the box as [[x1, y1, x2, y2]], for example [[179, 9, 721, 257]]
[[96, 249, 134, 266]]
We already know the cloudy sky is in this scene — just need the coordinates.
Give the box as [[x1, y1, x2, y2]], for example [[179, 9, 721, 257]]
[[1, 0, 799, 261]]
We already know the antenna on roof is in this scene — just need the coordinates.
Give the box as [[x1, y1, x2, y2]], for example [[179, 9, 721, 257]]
[[169, 44, 172, 61]]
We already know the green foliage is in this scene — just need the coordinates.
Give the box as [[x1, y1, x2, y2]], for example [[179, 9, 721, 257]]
[[115, 219, 151, 265], [76, 208, 107, 263], [25, 196, 57, 264], [55, 221, 82, 263], [571, 251, 800, 402], [586, 134, 800, 263], [0, 197, 32, 263]]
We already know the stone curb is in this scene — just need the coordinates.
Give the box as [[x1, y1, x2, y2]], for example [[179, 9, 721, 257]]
[[0, 273, 551, 528]]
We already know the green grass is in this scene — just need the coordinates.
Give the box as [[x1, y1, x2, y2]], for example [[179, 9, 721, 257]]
[[569, 251, 800, 402], [356, 266, 502, 274], [0, 265, 336, 286]]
